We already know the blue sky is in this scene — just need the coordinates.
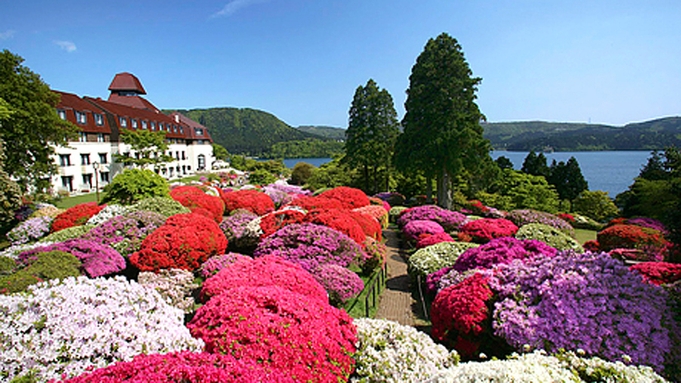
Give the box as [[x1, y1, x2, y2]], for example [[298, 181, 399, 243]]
[[2, 0, 680, 128]]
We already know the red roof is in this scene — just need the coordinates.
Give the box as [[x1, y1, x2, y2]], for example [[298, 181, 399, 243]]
[[108, 72, 146, 95], [107, 94, 160, 113], [168, 112, 213, 141], [55, 91, 111, 134]]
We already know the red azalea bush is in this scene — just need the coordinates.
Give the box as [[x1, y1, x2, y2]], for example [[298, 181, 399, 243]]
[[222, 189, 274, 216], [259, 209, 306, 238], [583, 239, 600, 252], [58, 351, 295, 383], [353, 205, 389, 229], [319, 186, 370, 209], [630, 262, 681, 286], [303, 209, 367, 246], [431, 273, 495, 359], [459, 218, 518, 244], [170, 186, 225, 222], [130, 213, 228, 272], [50, 202, 104, 233], [200, 255, 328, 303], [286, 195, 344, 211], [416, 232, 455, 249], [187, 285, 357, 383], [557, 213, 576, 223], [347, 210, 382, 241], [597, 224, 669, 260]]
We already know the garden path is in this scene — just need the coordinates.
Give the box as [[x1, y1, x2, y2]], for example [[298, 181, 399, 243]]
[[375, 229, 428, 328]]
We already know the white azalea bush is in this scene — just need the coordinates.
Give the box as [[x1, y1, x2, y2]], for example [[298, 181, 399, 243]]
[[408, 242, 479, 278], [351, 318, 459, 383], [138, 268, 199, 313], [0, 276, 204, 382], [85, 204, 131, 226]]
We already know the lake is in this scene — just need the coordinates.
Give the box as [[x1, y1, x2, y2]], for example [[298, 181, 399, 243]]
[[282, 151, 654, 198]]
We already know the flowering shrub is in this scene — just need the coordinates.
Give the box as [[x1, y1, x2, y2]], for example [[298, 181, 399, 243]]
[[389, 206, 408, 223], [59, 351, 295, 383], [432, 268, 487, 296], [374, 191, 406, 207], [131, 197, 191, 218], [403, 220, 446, 243], [597, 224, 669, 260], [453, 237, 557, 273], [319, 186, 370, 209], [0, 276, 203, 382], [222, 189, 274, 216], [82, 210, 166, 257], [583, 239, 600, 252], [0, 250, 81, 294], [348, 210, 383, 241], [507, 209, 575, 237], [138, 268, 199, 313], [515, 223, 584, 252], [170, 185, 225, 222], [7, 216, 52, 245], [198, 252, 252, 279], [130, 213, 228, 272], [219, 210, 260, 252], [630, 262, 681, 286], [187, 285, 356, 383], [38, 224, 95, 244], [254, 223, 366, 272], [398, 205, 467, 231], [361, 237, 387, 275], [557, 212, 576, 223], [304, 208, 367, 245], [19, 239, 126, 278], [0, 242, 54, 260], [408, 242, 479, 278], [626, 217, 669, 235], [312, 264, 364, 305], [459, 218, 518, 244], [351, 318, 458, 383], [200, 254, 328, 303], [29, 205, 63, 219], [286, 195, 344, 211], [259, 208, 306, 238], [51, 202, 104, 233], [354, 205, 389, 229], [490, 251, 672, 371], [431, 273, 495, 359], [416, 232, 455, 249], [85, 204, 131, 226], [262, 185, 296, 208]]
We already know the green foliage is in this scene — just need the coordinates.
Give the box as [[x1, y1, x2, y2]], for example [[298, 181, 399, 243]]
[[0, 50, 78, 192], [101, 169, 169, 205], [295, 125, 347, 140], [248, 169, 277, 186], [484, 169, 560, 213], [305, 158, 358, 191], [515, 223, 584, 253], [396, 33, 493, 208], [131, 197, 190, 218], [521, 151, 550, 177], [267, 138, 343, 159], [290, 162, 315, 185], [393, 170, 430, 202], [344, 79, 400, 195], [572, 190, 619, 222], [38, 225, 94, 243], [0, 251, 81, 294], [495, 156, 514, 170], [0, 138, 22, 234], [0, 256, 15, 275], [547, 157, 589, 205], [212, 143, 230, 161], [114, 129, 173, 169], [616, 178, 675, 221]]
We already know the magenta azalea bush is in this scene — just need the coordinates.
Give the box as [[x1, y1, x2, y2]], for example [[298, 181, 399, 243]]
[[18, 239, 126, 278], [254, 223, 367, 272], [398, 205, 467, 231], [403, 220, 445, 243], [312, 264, 364, 305], [453, 237, 557, 273]]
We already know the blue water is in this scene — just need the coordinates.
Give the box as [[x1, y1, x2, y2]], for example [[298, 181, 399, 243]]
[[282, 151, 653, 198]]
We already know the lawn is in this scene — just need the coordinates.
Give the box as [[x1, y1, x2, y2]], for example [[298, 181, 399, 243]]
[[575, 228, 597, 244]]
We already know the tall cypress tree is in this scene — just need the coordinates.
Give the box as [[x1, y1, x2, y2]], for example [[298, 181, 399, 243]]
[[395, 33, 492, 209], [548, 157, 588, 209], [521, 151, 550, 177]]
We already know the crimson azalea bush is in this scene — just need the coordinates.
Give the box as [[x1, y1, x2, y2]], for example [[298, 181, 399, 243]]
[[200, 255, 328, 303], [170, 185, 225, 222], [258, 209, 306, 238], [630, 262, 681, 286], [597, 224, 669, 261], [58, 351, 295, 383], [130, 213, 228, 272], [459, 218, 518, 244], [303, 209, 367, 246], [221, 189, 274, 216], [50, 202, 104, 233], [254, 223, 367, 272], [416, 232, 455, 249], [319, 186, 370, 209], [18, 239, 125, 278], [397, 205, 467, 232], [285, 195, 344, 211], [403, 220, 445, 243], [187, 285, 357, 383]]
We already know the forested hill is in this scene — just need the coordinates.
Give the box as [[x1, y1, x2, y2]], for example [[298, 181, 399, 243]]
[[169, 107, 328, 156], [296, 125, 346, 140], [483, 116, 681, 151]]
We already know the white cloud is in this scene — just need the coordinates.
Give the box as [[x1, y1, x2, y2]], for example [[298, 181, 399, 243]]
[[211, 0, 268, 18], [55, 40, 77, 53], [0, 30, 16, 40]]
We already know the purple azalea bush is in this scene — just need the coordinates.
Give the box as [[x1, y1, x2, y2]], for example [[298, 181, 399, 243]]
[[398, 205, 467, 231], [312, 264, 364, 305], [402, 220, 445, 242], [199, 252, 252, 279], [82, 210, 166, 257], [627, 217, 669, 235], [453, 237, 557, 273], [490, 251, 673, 372], [219, 210, 260, 252], [507, 209, 575, 237], [254, 223, 365, 272], [18, 239, 126, 278], [7, 216, 53, 245]]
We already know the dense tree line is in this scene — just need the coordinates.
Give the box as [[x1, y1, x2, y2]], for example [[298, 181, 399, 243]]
[[266, 139, 343, 159]]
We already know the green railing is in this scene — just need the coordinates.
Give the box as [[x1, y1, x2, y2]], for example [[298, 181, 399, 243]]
[[345, 262, 387, 318]]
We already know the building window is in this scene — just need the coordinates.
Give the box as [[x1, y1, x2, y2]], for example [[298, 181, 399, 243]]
[[80, 153, 90, 165], [75, 111, 87, 124], [96, 133, 104, 142], [59, 154, 71, 167], [158, 123, 164, 131], [197, 154, 206, 170], [79, 132, 87, 142], [61, 176, 74, 192], [175, 151, 180, 160], [94, 113, 104, 126], [131, 119, 138, 129], [151, 122, 156, 131], [194, 128, 204, 136], [168, 167, 174, 177], [196, 140, 204, 145], [100, 172, 109, 183], [99, 153, 108, 164], [142, 120, 148, 129], [82, 173, 93, 189], [119, 117, 127, 128], [57, 109, 66, 120], [180, 127, 184, 133], [173, 125, 177, 133]]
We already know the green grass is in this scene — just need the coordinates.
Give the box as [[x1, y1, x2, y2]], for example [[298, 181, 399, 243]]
[[575, 228, 597, 244], [55, 193, 99, 209], [343, 267, 386, 319]]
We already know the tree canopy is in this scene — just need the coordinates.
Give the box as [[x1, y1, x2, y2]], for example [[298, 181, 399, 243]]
[[0, 50, 77, 192], [521, 151, 550, 178], [547, 157, 589, 206], [395, 33, 494, 208], [115, 129, 174, 169]]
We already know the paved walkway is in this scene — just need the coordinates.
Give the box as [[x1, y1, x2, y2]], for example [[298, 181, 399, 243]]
[[375, 228, 427, 327]]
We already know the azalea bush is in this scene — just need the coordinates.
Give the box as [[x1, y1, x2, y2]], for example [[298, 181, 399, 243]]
[[131, 196, 191, 218], [630, 262, 681, 286], [51, 202, 104, 233], [319, 186, 370, 209], [82, 210, 166, 258], [626, 217, 669, 235], [0, 276, 203, 382], [85, 204, 131, 226], [130, 213, 228, 272], [38, 224, 95, 244], [200, 254, 328, 303], [348, 210, 383, 241], [138, 268, 199, 313], [0, 250, 81, 294], [198, 252, 251, 279], [374, 191, 405, 207], [416, 232, 455, 249], [354, 205, 389, 229], [403, 220, 446, 243], [170, 185, 225, 222], [515, 223, 584, 252], [389, 206, 408, 223], [19, 239, 126, 278], [286, 195, 344, 211], [507, 209, 575, 237], [6, 216, 52, 245], [29, 205, 63, 219], [458, 218, 518, 244], [408, 242, 479, 279], [222, 189, 274, 216], [351, 318, 459, 383], [597, 224, 669, 260], [398, 205, 467, 231], [258, 208, 306, 238], [187, 285, 357, 383], [313, 264, 364, 305], [304, 208, 368, 245], [453, 237, 557, 273], [361, 237, 387, 275], [219, 210, 260, 252]]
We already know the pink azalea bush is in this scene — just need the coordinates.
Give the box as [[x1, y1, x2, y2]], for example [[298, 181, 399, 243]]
[[312, 264, 364, 305], [458, 218, 518, 244], [398, 205, 467, 231], [19, 239, 126, 278], [403, 220, 445, 243], [198, 252, 252, 279]]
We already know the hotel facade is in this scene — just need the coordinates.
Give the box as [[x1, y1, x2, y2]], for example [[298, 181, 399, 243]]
[[51, 72, 214, 194]]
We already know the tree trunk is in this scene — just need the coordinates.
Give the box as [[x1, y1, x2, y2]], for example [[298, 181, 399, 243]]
[[363, 164, 369, 193], [426, 175, 433, 203], [437, 167, 452, 209]]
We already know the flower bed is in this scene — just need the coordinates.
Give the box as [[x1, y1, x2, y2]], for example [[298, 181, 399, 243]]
[[507, 209, 575, 237], [408, 242, 479, 279], [515, 223, 584, 252], [458, 218, 518, 244], [222, 189, 275, 216], [50, 202, 104, 233], [398, 205, 467, 231]]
